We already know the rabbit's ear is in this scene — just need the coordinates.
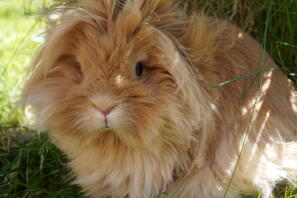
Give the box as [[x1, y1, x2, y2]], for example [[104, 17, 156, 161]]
[[113, 0, 170, 36], [26, 21, 86, 85], [140, 0, 173, 17], [77, 0, 173, 19], [115, 1, 142, 36], [48, 55, 83, 83], [77, 0, 126, 20]]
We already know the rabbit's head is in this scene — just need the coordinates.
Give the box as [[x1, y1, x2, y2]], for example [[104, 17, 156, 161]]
[[22, 0, 215, 148]]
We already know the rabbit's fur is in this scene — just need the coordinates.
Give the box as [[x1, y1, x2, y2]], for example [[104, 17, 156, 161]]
[[21, 0, 297, 197]]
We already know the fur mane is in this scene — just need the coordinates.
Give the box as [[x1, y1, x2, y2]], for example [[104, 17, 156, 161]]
[[23, 0, 222, 134]]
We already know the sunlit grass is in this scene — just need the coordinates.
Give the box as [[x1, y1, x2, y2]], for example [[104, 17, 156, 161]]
[[0, 0, 47, 126]]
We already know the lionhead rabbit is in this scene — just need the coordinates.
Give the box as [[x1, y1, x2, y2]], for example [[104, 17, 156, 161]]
[[21, 0, 297, 197]]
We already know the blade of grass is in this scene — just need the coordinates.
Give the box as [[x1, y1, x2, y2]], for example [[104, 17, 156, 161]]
[[221, 1, 273, 197], [0, 20, 39, 77], [209, 68, 272, 89], [276, 41, 297, 48]]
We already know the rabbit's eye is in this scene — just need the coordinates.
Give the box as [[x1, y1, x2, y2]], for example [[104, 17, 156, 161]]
[[135, 62, 144, 77]]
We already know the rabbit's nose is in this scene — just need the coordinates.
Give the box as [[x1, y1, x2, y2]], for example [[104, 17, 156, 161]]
[[98, 105, 116, 116]]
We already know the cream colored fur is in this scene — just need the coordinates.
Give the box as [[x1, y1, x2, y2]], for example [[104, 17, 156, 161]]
[[21, 0, 297, 198]]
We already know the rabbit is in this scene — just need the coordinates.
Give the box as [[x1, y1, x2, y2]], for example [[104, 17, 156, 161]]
[[21, 0, 297, 198]]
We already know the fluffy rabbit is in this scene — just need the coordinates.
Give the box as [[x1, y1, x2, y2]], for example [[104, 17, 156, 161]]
[[21, 0, 297, 198]]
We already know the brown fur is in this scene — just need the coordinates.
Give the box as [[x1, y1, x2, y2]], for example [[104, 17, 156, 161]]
[[21, 0, 297, 197]]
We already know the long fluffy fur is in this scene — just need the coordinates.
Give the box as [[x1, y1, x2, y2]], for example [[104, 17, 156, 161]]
[[21, 0, 297, 197]]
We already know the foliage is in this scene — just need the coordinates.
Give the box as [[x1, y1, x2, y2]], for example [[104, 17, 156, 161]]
[[0, 131, 84, 198]]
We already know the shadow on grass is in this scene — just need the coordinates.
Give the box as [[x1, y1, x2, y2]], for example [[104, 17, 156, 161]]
[[0, 129, 85, 198]]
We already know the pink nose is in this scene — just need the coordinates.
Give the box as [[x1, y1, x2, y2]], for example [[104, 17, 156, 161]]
[[98, 106, 115, 116]]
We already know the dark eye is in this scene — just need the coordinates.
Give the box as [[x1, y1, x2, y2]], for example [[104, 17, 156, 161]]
[[135, 62, 144, 77]]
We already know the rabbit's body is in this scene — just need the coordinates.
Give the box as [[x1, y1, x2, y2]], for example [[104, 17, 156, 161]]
[[22, 0, 297, 198]]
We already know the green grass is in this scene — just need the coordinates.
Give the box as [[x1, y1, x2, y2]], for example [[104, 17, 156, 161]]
[[0, 0, 44, 126], [0, 131, 84, 198], [253, 0, 297, 87], [197, 0, 297, 87], [0, 0, 296, 197]]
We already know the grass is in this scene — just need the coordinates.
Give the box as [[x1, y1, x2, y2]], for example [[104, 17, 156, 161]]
[[197, 0, 297, 87], [0, 0, 84, 197], [0, 0, 44, 126], [0, 132, 83, 198], [0, 0, 296, 197]]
